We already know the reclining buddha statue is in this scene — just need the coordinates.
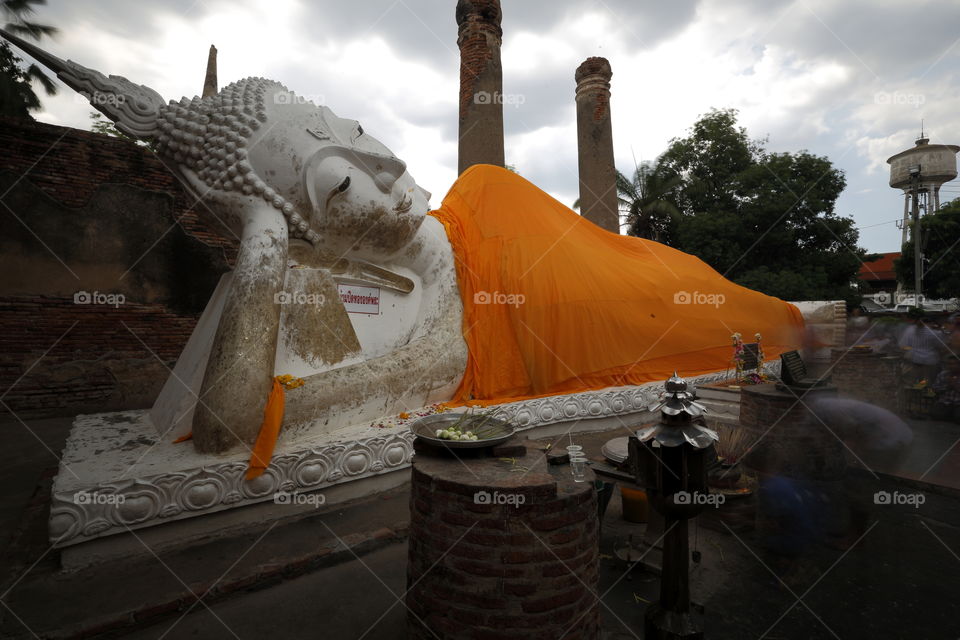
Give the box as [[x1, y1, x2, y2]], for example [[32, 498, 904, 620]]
[[3, 31, 804, 455]]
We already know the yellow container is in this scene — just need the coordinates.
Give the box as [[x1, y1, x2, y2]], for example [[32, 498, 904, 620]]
[[620, 486, 649, 523]]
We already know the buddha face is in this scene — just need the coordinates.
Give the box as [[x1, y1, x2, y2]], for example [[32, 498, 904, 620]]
[[301, 109, 431, 260]]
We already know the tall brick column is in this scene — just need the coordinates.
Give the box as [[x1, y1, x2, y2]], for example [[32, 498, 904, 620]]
[[202, 44, 217, 99], [456, 0, 505, 174], [575, 57, 618, 233]]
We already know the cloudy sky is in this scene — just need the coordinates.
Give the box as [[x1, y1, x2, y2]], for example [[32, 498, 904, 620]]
[[14, 0, 960, 253]]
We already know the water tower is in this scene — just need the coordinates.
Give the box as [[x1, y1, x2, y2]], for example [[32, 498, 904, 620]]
[[886, 133, 960, 299]]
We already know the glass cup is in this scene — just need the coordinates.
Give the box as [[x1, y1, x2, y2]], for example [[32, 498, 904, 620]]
[[569, 453, 588, 482]]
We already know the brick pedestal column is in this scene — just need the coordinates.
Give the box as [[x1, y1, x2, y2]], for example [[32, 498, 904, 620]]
[[740, 383, 844, 480], [575, 57, 618, 233], [741, 383, 851, 540], [830, 348, 900, 413], [456, 0, 505, 174], [407, 444, 600, 639]]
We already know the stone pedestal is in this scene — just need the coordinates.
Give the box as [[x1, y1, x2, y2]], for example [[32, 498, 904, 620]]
[[740, 383, 844, 481], [456, 0, 505, 174], [740, 383, 850, 542], [575, 57, 618, 233], [407, 442, 600, 639], [829, 348, 900, 413]]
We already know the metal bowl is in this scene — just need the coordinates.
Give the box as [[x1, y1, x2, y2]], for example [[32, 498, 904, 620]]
[[410, 413, 516, 449], [601, 436, 630, 465]]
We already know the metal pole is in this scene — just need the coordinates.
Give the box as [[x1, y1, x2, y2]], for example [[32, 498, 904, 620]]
[[901, 191, 910, 248], [659, 516, 690, 613], [912, 174, 922, 302]]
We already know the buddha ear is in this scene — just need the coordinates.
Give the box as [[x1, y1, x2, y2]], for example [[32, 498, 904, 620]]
[[1, 27, 164, 140], [302, 152, 324, 218]]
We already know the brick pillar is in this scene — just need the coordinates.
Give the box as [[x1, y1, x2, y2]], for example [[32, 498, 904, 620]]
[[740, 384, 844, 480], [407, 446, 600, 639], [830, 348, 901, 413], [740, 383, 851, 541], [456, 0, 505, 174], [575, 57, 618, 233], [202, 45, 217, 99]]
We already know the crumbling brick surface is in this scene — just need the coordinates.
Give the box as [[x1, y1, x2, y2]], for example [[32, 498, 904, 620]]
[[406, 447, 601, 639], [0, 117, 235, 416], [0, 116, 236, 259]]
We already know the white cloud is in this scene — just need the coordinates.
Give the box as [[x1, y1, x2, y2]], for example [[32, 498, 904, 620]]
[[15, 0, 960, 253]]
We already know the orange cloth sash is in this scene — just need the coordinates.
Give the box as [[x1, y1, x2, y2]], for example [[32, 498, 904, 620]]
[[429, 164, 805, 405], [245, 377, 285, 480]]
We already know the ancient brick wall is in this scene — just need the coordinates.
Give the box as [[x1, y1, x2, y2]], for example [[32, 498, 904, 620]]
[[0, 116, 234, 416], [0, 116, 235, 254]]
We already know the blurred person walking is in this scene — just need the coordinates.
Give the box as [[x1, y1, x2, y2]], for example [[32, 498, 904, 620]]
[[898, 308, 943, 383]]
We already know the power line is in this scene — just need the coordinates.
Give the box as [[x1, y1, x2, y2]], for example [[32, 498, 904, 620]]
[[856, 218, 901, 230]]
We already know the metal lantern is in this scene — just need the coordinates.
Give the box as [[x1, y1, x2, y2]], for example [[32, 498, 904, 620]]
[[629, 372, 718, 640]]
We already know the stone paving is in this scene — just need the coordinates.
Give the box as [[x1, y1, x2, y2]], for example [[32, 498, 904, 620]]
[[2, 414, 959, 638]]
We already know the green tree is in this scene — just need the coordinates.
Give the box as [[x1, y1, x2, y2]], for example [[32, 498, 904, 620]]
[[896, 199, 960, 299], [0, 39, 36, 116], [657, 108, 762, 218], [617, 162, 681, 242], [88, 111, 154, 150], [1, 0, 58, 117], [657, 108, 863, 302], [571, 164, 680, 240], [89, 111, 129, 139]]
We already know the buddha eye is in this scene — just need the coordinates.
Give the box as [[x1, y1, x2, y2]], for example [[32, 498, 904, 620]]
[[337, 176, 351, 192], [357, 125, 363, 135]]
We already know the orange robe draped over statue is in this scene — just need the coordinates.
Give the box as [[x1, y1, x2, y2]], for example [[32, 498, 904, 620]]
[[429, 164, 805, 405]]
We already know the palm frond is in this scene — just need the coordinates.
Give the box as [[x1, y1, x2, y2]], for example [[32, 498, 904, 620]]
[[5, 21, 58, 39], [26, 62, 56, 94]]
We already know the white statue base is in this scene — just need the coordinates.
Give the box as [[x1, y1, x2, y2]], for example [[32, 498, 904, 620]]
[[48, 366, 779, 553]]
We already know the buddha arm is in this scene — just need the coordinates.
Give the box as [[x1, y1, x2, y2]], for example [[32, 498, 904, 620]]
[[192, 204, 289, 453], [284, 220, 467, 428], [283, 276, 466, 428]]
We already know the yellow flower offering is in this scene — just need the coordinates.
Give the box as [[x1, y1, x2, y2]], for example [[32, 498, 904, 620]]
[[276, 374, 305, 390]]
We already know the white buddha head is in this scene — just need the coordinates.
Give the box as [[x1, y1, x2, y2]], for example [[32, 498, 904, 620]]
[[300, 109, 432, 260]]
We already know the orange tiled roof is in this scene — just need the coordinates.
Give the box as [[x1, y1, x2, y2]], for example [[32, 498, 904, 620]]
[[859, 252, 900, 281]]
